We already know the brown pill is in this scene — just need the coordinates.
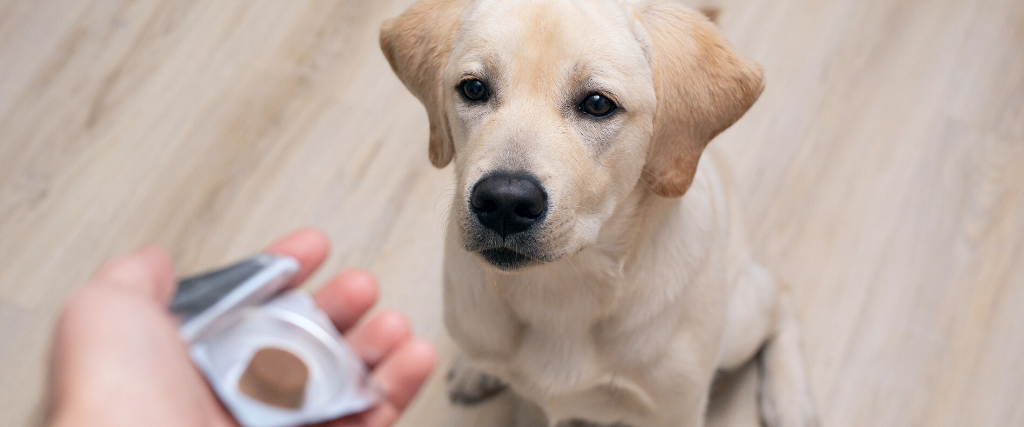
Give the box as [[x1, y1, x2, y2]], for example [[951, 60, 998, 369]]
[[238, 347, 309, 409]]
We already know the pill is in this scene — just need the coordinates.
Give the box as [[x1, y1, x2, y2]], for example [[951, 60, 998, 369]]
[[238, 347, 308, 409]]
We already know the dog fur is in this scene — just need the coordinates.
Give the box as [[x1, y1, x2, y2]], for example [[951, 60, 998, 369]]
[[381, 1, 818, 426]]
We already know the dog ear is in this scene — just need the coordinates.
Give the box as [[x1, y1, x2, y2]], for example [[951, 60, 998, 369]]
[[380, 0, 471, 168], [697, 6, 720, 24], [636, 1, 764, 197]]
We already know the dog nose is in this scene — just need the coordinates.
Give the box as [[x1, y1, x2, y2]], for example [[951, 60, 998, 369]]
[[470, 173, 547, 237]]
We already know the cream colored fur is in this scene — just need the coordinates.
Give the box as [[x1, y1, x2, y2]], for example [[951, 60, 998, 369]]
[[381, 0, 818, 426]]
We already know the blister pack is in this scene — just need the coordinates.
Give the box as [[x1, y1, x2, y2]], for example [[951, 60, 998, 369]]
[[172, 254, 378, 427]]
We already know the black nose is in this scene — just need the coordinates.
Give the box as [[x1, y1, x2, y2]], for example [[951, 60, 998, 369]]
[[470, 173, 547, 238]]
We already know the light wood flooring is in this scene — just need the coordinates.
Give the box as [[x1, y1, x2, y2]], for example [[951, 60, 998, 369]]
[[1, 0, 1022, 426]]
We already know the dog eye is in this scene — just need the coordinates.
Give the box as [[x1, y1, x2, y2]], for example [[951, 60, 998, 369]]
[[459, 78, 489, 102], [579, 93, 617, 117]]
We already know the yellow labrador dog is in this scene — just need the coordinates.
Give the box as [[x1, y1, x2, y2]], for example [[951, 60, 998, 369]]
[[381, 1, 817, 426]]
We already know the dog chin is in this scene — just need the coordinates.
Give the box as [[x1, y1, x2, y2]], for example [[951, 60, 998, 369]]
[[476, 248, 537, 271], [459, 221, 569, 271]]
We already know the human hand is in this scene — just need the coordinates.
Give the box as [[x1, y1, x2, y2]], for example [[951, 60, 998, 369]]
[[47, 228, 436, 427]]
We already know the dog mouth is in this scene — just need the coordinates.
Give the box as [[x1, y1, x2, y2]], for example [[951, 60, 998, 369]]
[[477, 247, 534, 271]]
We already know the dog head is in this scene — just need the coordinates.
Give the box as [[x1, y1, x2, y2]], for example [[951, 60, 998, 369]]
[[381, 0, 763, 271]]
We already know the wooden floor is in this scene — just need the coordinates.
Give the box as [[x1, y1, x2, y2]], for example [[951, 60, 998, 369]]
[[1, 0, 1022, 426]]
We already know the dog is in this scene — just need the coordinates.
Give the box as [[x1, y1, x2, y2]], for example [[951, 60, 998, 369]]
[[380, 0, 818, 426]]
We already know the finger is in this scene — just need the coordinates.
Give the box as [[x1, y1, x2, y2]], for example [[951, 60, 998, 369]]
[[322, 339, 435, 427], [371, 338, 437, 411], [322, 403, 398, 427], [312, 270, 378, 331], [92, 246, 176, 305], [263, 227, 331, 287], [344, 310, 411, 367]]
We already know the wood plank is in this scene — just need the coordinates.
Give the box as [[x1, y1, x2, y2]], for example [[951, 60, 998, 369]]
[[0, 0, 1021, 426]]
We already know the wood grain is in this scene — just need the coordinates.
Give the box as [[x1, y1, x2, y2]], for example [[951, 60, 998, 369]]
[[0, 0, 1021, 426]]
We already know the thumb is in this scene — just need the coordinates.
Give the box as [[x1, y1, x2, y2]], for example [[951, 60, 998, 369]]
[[91, 246, 177, 306]]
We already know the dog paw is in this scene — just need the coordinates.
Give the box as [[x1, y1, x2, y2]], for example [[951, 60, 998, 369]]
[[447, 363, 507, 405]]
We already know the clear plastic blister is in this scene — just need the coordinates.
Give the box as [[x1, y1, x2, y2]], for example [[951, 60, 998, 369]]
[[173, 254, 378, 427]]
